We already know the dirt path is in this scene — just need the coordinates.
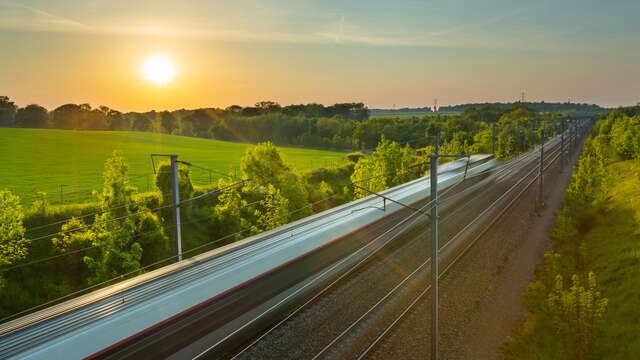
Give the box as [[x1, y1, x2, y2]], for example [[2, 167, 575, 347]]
[[371, 145, 583, 359]]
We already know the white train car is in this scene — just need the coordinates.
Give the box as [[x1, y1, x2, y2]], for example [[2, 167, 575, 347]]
[[0, 154, 497, 359]]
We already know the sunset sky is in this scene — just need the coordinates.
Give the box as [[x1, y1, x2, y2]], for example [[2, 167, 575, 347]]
[[1, 0, 639, 111]]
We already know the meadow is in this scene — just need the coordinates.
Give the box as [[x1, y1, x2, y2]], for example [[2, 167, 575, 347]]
[[0, 128, 347, 205]]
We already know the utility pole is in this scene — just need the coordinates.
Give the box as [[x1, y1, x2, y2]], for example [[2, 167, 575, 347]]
[[571, 119, 575, 151], [170, 155, 183, 261], [430, 155, 438, 360], [435, 130, 440, 155], [429, 150, 469, 360], [151, 154, 183, 262], [568, 119, 572, 153], [537, 125, 544, 207], [492, 124, 497, 155], [59, 184, 66, 204], [560, 121, 565, 173]]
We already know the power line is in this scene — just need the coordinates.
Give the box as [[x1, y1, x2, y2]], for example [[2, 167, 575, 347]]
[[24, 189, 175, 234], [1, 223, 179, 273], [18, 179, 248, 246]]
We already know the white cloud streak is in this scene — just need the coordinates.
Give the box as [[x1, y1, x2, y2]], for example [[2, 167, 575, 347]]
[[0, 1, 526, 49]]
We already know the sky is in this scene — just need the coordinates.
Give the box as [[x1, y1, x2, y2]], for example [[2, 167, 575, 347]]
[[0, 0, 639, 111]]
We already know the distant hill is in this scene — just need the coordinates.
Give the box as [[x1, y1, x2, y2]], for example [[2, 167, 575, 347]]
[[371, 101, 607, 118]]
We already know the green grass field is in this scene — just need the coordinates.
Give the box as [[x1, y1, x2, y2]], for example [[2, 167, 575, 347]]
[[584, 160, 640, 357], [0, 128, 347, 205]]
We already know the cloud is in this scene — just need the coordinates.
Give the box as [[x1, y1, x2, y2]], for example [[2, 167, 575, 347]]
[[0, 0, 89, 32], [427, 7, 528, 37], [0, 0, 516, 49]]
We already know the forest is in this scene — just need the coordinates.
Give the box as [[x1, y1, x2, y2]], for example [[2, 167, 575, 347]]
[[370, 101, 604, 118], [0, 96, 604, 151]]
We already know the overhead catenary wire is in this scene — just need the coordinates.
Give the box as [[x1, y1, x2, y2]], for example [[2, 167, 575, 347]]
[[227, 136, 566, 359], [17, 179, 248, 246], [354, 137, 569, 360], [1, 177, 380, 323], [213, 187, 444, 360], [0, 196, 276, 324], [24, 188, 176, 233], [1, 224, 179, 273], [19, 173, 155, 204], [310, 137, 565, 360]]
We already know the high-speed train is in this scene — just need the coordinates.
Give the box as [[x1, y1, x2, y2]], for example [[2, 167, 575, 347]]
[[0, 154, 500, 359]]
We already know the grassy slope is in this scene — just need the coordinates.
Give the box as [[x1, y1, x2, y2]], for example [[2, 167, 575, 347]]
[[0, 128, 346, 204], [588, 160, 640, 358], [507, 159, 640, 358]]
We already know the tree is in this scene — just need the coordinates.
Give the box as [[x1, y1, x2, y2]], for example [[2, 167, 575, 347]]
[[350, 137, 421, 199], [0, 96, 17, 127], [52, 104, 84, 129], [182, 109, 214, 137], [160, 111, 178, 134], [54, 151, 166, 284], [225, 105, 243, 113], [241, 142, 311, 221], [255, 101, 281, 113], [14, 104, 49, 128], [82, 108, 108, 130], [155, 161, 194, 222], [131, 115, 153, 132], [107, 109, 128, 131], [0, 190, 28, 288], [546, 272, 608, 359]]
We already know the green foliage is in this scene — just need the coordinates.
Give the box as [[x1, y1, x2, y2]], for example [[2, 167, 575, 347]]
[[53, 151, 166, 284], [131, 115, 153, 132], [0, 96, 17, 127], [154, 162, 194, 207], [507, 252, 608, 360], [31, 189, 50, 216], [343, 152, 365, 163], [14, 104, 49, 128], [300, 161, 356, 207], [0, 189, 28, 287], [350, 136, 422, 199], [160, 111, 178, 134], [547, 272, 608, 358], [241, 142, 311, 221], [505, 109, 640, 359]]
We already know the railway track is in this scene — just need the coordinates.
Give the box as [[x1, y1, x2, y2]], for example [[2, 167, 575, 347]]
[[216, 133, 575, 360], [350, 138, 571, 360]]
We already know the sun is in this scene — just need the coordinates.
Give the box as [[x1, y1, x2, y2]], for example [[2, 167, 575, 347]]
[[142, 55, 176, 85]]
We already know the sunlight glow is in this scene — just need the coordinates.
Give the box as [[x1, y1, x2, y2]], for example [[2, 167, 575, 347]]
[[142, 55, 176, 85]]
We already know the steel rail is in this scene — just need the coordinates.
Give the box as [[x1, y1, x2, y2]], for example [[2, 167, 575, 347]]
[[225, 142, 558, 360], [309, 139, 564, 359], [354, 139, 573, 360]]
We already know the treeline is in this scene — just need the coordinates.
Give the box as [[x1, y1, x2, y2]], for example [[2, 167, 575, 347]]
[[1, 96, 601, 152], [370, 101, 605, 117]]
